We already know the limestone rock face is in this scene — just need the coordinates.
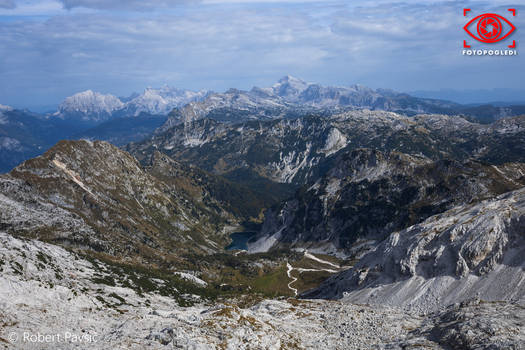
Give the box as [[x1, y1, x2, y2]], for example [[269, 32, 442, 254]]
[[305, 187, 525, 313], [249, 148, 525, 253], [1, 229, 523, 350], [0, 140, 242, 264], [132, 111, 525, 187], [55, 90, 124, 122]]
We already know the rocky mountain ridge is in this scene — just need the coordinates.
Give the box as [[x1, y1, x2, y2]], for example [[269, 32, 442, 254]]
[[158, 76, 464, 129], [249, 148, 525, 254], [159, 76, 525, 129], [128, 111, 525, 189], [53, 86, 210, 122], [304, 186, 525, 313], [0, 140, 254, 266]]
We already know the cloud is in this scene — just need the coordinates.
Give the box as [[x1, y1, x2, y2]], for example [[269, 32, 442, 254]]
[[59, 0, 193, 10], [0, 0, 523, 108], [0, 0, 16, 9]]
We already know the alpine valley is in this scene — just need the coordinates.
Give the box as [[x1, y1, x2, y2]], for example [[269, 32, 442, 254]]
[[1, 77, 524, 349]]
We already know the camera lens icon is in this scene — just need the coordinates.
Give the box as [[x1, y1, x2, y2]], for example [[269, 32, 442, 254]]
[[464, 13, 516, 43], [478, 15, 502, 41]]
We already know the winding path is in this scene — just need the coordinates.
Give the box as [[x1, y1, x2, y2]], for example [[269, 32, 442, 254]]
[[286, 262, 298, 296], [304, 250, 340, 269], [286, 250, 341, 296]]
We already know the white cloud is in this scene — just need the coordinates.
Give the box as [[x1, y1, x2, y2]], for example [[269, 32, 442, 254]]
[[0, 0, 523, 107], [0, 0, 15, 9], [59, 0, 194, 10], [0, 1, 72, 16]]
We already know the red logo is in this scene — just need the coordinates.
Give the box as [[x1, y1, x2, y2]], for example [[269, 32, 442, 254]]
[[463, 9, 516, 48]]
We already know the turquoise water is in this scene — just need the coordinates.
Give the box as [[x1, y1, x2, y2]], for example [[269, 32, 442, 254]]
[[226, 231, 257, 250]]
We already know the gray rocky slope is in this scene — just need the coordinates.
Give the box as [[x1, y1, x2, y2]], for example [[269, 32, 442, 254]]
[[248, 148, 525, 253], [1, 229, 523, 349], [0, 139, 259, 267], [304, 186, 525, 314], [128, 110, 525, 187]]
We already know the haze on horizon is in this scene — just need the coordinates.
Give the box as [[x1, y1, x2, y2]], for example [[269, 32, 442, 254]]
[[0, 0, 523, 110]]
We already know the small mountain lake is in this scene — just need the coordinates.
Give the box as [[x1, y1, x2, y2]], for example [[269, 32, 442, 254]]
[[226, 231, 257, 251]]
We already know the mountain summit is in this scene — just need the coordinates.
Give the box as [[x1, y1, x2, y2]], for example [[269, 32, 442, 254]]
[[52, 86, 210, 122], [0, 104, 13, 122], [122, 85, 210, 116], [54, 90, 124, 122], [271, 75, 312, 98]]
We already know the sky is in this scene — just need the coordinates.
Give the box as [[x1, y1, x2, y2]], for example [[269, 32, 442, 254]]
[[0, 0, 523, 109]]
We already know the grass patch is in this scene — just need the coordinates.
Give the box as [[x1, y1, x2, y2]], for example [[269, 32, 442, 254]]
[[291, 270, 333, 293], [249, 265, 293, 297]]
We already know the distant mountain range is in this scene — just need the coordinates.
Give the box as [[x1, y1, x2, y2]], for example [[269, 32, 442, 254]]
[[0, 108, 95, 172], [2, 76, 525, 173], [53, 86, 210, 122], [160, 76, 525, 129], [51, 76, 462, 125], [160, 76, 462, 129], [0, 85, 210, 172]]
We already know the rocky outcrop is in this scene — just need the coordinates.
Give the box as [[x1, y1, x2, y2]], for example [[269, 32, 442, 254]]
[[54, 90, 124, 122], [249, 149, 525, 253], [1, 229, 522, 349], [0, 140, 239, 265], [304, 187, 525, 312], [410, 299, 525, 349], [130, 111, 525, 188], [157, 75, 469, 130]]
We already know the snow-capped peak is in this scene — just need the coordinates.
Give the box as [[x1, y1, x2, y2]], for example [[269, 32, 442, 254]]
[[53, 86, 211, 121], [0, 104, 12, 123], [58, 90, 124, 116], [276, 75, 309, 86], [272, 75, 311, 98], [0, 104, 13, 112], [124, 86, 210, 116]]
